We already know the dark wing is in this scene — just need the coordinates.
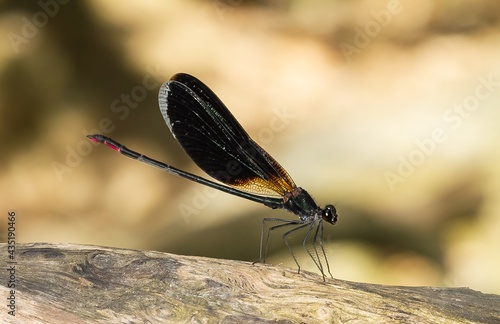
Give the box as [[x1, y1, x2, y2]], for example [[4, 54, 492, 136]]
[[158, 73, 295, 197]]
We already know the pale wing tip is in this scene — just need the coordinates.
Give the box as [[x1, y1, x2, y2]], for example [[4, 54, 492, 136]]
[[158, 81, 174, 134]]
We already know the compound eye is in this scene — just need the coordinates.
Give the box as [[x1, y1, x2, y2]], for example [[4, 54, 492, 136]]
[[322, 205, 338, 224]]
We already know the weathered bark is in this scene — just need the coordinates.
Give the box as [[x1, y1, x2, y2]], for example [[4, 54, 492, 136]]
[[0, 243, 498, 323]]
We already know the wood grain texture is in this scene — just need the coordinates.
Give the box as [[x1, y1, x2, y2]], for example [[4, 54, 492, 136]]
[[0, 243, 498, 323]]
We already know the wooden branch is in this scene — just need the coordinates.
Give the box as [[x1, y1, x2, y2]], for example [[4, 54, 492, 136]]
[[0, 243, 498, 323]]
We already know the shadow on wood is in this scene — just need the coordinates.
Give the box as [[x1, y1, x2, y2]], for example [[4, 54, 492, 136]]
[[0, 243, 498, 323]]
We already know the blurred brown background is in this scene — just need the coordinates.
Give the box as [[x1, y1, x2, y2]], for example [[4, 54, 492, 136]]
[[1, 0, 499, 294]]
